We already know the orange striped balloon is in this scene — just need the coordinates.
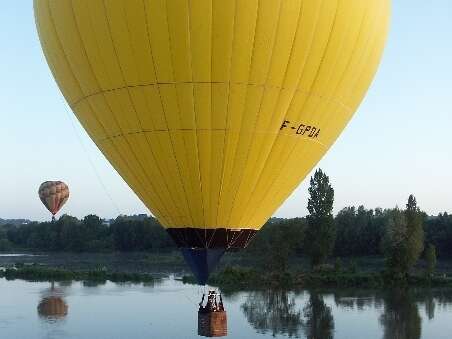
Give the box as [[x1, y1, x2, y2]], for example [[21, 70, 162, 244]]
[[38, 181, 69, 217]]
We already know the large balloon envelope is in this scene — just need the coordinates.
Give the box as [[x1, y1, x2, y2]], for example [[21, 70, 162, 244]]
[[34, 0, 390, 284], [38, 181, 69, 218]]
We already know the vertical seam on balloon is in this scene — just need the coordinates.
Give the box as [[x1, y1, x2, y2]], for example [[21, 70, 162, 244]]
[[43, 0, 85, 116], [92, 3, 167, 223], [227, 0, 284, 227], [265, 1, 372, 221], [208, 0, 214, 230], [257, 0, 341, 223], [222, 0, 263, 227], [214, 0, 238, 227], [278, 0, 384, 216], [255, 0, 378, 225], [246, 0, 338, 225], [237, 0, 306, 226], [187, 0, 207, 234], [102, 0, 172, 222], [344, 0, 385, 107], [65, 1, 166, 222], [119, 0, 182, 226], [335, 0, 371, 105], [316, 0, 374, 153], [164, 0, 197, 228], [142, 0, 192, 227]]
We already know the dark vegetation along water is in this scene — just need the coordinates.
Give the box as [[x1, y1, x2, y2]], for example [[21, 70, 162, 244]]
[[1, 205, 452, 288], [1, 275, 452, 339]]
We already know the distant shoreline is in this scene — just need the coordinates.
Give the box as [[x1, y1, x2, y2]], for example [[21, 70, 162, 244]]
[[2, 261, 452, 289]]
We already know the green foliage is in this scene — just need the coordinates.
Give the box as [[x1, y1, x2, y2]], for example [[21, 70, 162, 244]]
[[245, 218, 305, 270], [382, 195, 425, 277], [425, 244, 437, 276], [4, 215, 175, 253], [0, 238, 12, 251], [0, 265, 155, 283], [349, 259, 358, 274], [424, 212, 452, 258], [334, 258, 342, 273], [335, 206, 386, 256], [405, 195, 425, 267], [304, 169, 335, 267]]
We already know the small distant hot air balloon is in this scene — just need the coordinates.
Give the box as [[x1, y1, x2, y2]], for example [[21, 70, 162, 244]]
[[34, 0, 390, 284], [38, 181, 69, 221]]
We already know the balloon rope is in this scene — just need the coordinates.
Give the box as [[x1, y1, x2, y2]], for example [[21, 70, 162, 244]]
[[62, 102, 121, 216]]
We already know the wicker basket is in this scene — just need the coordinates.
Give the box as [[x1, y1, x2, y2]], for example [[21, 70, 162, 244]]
[[198, 311, 227, 337]]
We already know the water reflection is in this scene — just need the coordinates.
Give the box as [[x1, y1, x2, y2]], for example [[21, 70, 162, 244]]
[[241, 290, 303, 337], [301, 292, 334, 339], [424, 290, 435, 320], [37, 282, 68, 322], [2, 277, 452, 339], [241, 288, 452, 339], [380, 289, 421, 339]]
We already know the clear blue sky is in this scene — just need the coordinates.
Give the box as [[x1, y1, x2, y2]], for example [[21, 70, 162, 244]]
[[0, 1, 451, 221]]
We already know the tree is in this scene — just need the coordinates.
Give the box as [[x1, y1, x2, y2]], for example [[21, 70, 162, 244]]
[[382, 195, 424, 277], [303, 169, 335, 267], [425, 244, 437, 277], [405, 195, 424, 269]]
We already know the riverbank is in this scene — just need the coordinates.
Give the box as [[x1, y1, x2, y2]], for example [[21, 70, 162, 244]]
[[182, 266, 452, 290], [2, 252, 452, 288], [0, 265, 155, 283], [3, 263, 452, 290]]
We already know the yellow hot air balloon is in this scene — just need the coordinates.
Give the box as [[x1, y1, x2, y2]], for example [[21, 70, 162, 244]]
[[34, 0, 390, 284]]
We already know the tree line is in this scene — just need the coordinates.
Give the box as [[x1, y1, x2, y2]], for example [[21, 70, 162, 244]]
[[0, 169, 451, 273], [248, 169, 442, 278], [0, 215, 174, 253]]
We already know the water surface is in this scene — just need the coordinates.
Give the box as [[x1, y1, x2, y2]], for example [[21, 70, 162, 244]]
[[1, 277, 451, 339]]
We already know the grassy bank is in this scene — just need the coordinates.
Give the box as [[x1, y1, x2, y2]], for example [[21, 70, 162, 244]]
[[182, 266, 452, 290], [0, 265, 155, 283], [3, 253, 452, 289]]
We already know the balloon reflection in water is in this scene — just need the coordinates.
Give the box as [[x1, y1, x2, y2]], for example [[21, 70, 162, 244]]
[[37, 283, 68, 321]]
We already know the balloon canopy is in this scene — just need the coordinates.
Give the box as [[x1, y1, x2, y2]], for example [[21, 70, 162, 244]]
[[38, 181, 69, 217], [34, 0, 390, 284]]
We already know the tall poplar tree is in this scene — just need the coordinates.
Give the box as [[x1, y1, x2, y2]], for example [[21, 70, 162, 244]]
[[303, 169, 335, 267]]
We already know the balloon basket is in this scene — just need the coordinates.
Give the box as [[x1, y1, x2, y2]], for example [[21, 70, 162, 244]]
[[198, 310, 227, 337], [197, 290, 227, 337]]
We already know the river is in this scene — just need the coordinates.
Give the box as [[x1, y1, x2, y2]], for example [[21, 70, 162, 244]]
[[1, 277, 452, 339]]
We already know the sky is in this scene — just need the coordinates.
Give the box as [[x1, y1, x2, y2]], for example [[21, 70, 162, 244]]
[[0, 1, 451, 221]]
